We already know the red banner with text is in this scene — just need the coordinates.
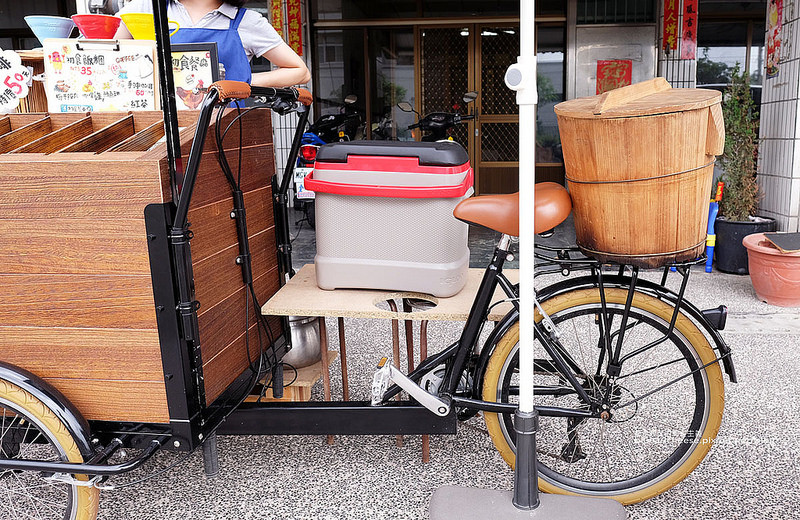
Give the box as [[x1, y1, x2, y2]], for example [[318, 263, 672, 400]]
[[596, 60, 633, 95], [663, 0, 680, 51], [287, 0, 303, 56], [270, 0, 284, 39], [681, 0, 699, 59]]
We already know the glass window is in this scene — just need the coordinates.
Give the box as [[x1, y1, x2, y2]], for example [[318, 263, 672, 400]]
[[576, 0, 656, 24], [697, 22, 754, 85], [538, 1, 567, 16], [368, 28, 415, 140], [312, 0, 419, 21], [537, 26, 565, 163], [312, 29, 367, 123], [422, 0, 519, 17]]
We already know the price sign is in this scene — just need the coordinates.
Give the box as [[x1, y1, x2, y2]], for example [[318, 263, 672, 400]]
[[0, 49, 32, 114]]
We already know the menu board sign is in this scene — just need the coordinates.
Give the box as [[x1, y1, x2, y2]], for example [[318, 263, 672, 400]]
[[171, 43, 219, 110], [43, 39, 158, 113]]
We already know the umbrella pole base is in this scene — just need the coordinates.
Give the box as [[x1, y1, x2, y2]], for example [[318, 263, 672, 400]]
[[429, 487, 627, 520]]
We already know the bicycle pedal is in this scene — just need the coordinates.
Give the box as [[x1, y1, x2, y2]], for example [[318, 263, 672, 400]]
[[370, 357, 392, 406]]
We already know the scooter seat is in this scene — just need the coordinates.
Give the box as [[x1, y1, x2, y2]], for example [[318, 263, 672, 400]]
[[453, 183, 572, 237]]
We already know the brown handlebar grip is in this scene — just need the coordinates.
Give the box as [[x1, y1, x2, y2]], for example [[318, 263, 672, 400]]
[[210, 80, 252, 101], [296, 88, 313, 106]]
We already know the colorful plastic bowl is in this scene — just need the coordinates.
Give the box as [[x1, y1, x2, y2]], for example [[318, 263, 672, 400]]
[[71, 14, 122, 40], [24, 15, 75, 45], [120, 13, 180, 41]]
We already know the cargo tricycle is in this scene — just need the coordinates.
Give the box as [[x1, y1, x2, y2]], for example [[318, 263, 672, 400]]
[[0, 9, 735, 519]]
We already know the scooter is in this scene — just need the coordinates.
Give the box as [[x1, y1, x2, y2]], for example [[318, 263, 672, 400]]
[[293, 95, 362, 228], [397, 91, 477, 142]]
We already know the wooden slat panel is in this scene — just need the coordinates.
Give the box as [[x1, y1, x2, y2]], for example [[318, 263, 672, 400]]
[[0, 219, 150, 274], [107, 121, 165, 152], [0, 327, 162, 380], [43, 378, 169, 423], [7, 114, 51, 128], [0, 116, 51, 153], [11, 116, 93, 154], [58, 115, 135, 153], [88, 112, 132, 132], [198, 269, 281, 361], [202, 323, 259, 404], [193, 228, 277, 307], [0, 116, 11, 136], [0, 159, 164, 218], [157, 144, 274, 205], [0, 274, 156, 329], [188, 187, 274, 262]]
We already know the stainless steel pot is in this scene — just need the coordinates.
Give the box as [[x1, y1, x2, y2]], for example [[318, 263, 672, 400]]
[[283, 316, 322, 368]]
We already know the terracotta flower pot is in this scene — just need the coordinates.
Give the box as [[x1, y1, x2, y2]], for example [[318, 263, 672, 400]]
[[743, 233, 800, 307]]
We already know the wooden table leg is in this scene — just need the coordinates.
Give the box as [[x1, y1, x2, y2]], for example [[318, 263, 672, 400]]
[[402, 299, 415, 372], [420, 319, 430, 463], [337, 317, 349, 401], [387, 299, 403, 448], [318, 317, 334, 445]]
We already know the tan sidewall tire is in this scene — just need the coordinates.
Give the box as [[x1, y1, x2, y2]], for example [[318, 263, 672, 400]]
[[0, 378, 100, 520], [482, 288, 725, 505]]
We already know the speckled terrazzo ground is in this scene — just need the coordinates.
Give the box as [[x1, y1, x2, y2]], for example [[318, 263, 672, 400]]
[[86, 215, 800, 520]]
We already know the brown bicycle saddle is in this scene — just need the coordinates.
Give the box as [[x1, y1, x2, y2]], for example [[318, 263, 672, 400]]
[[453, 183, 572, 236]]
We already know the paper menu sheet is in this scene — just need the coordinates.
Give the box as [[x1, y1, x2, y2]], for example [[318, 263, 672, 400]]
[[43, 39, 159, 113]]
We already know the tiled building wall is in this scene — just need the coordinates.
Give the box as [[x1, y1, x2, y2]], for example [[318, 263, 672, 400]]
[[758, 0, 800, 231]]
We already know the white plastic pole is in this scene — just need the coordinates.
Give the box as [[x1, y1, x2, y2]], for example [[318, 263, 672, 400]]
[[506, 0, 537, 414]]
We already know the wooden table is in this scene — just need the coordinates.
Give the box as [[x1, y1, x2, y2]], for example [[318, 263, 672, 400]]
[[262, 264, 518, 461]]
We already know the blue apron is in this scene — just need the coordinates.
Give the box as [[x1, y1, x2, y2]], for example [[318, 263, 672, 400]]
[[171, 7, 252, 84]]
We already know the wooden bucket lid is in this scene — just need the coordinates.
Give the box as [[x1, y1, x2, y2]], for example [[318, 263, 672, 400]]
[[554, 78, 721, 119]]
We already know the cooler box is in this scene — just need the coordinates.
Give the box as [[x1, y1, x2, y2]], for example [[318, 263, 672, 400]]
[[304, 140, 473, 297]]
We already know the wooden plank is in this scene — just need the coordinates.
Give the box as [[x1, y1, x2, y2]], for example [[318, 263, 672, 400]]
[[0, 274, 157, 329], [106, 121, 165, 152], [58, 115, 136, 153], [202, 323, 259, 404], [193, 228, 277, 307], [42, 378, 169, 423], [198, 269, 281, 361], [188, 187, 274, 263], [0, 116, 51, 153], [594, 77, 671, 114], [764, 232, 800, 253], [0, 116, 11, 136], [11, 116, 93, 154], [0, 158, 164, 218], [0, 326, 163, 380], [248, 353, 338, 403], [0, 219, 151, 275], [157, 144, 274, 205]]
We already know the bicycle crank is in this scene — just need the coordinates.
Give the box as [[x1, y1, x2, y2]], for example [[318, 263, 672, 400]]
[[371, 357, 451, 416]]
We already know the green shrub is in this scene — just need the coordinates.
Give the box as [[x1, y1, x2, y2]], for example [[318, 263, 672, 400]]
[[718, 64, 759, 221]]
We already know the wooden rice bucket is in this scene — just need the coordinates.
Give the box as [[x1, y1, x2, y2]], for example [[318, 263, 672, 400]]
[[554, 78, 725, 268]]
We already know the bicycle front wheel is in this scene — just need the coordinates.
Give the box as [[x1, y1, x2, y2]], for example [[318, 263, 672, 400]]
[[0, 378, 99, 520], [482, 288, 725, 505]]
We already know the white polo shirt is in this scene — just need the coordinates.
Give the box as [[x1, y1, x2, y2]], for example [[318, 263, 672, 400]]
[[117, 0, 284, 60]]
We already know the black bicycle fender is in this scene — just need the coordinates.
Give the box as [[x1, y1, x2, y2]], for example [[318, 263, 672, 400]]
[[535, 275, 737, 383], [0, 361, 95, 459]]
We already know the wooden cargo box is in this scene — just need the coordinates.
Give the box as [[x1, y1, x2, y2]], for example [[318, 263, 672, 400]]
[[0, 109, 283, 424]]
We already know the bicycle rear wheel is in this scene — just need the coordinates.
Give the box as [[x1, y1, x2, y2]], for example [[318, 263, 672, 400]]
[[0, 378, 99, 519], [482, 288, 725, 504]]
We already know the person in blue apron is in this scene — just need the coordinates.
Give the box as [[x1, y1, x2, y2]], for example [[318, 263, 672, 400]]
[[115, 0, 310, 88]]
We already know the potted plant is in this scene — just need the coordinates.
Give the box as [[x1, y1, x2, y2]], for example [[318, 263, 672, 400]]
[[715, 65, 776, 274]]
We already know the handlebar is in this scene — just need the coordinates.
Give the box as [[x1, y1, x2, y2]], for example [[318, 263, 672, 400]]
[[209, 80, 313, 107]]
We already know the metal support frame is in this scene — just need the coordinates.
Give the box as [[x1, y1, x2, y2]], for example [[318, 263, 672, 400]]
[[217, 401, 457, 436]]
